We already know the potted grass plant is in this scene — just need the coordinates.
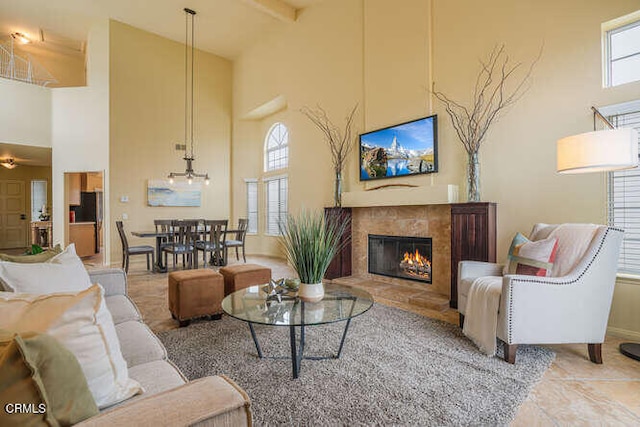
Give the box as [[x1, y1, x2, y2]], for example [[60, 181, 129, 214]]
[[279, 210, 350, 302]]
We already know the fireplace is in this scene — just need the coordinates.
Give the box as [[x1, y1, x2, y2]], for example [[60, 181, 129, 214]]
[[368, 234, 432, 284]]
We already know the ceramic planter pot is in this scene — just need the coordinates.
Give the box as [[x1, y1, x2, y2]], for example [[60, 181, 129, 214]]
[[297, 282, 324, 302]]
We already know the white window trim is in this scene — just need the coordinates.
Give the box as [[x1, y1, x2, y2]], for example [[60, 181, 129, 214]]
[[264, 122, 289, 172], [602, 10, 640, 88], [245, 178, 258, 235]]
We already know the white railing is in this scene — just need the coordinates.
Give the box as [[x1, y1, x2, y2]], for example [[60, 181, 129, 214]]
[[0, 41, 57, 87]]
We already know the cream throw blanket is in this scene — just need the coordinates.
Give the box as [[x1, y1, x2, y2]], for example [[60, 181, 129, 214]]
[[462, 276, 503, 356]]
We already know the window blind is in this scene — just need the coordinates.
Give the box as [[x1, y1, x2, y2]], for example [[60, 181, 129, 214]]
[[607, 108, 640, 274], [265, 176, 288, 236], [246, 181, 258, 234]]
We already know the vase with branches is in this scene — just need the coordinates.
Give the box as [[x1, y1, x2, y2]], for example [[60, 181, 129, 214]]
[[300, 104, 358, 207], [433, 45, 540, 202]]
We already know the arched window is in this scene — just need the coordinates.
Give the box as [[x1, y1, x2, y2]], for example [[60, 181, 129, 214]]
[[264, 122, 289, 171]]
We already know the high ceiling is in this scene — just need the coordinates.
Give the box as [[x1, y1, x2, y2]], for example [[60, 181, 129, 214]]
[[0, 0, 320, 59]]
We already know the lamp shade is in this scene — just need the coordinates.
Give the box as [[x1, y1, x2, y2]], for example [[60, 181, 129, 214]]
[[557, 128, 639, 174]]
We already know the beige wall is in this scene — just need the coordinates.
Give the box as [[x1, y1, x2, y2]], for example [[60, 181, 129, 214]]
[[109, 21, 232, 265], [231, 0, 640, 336]]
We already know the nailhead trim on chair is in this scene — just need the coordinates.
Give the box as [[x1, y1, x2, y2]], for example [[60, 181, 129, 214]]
[[506, 226, 623, 343]]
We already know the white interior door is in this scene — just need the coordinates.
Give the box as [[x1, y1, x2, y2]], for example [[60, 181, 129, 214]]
[[0, 180, 28, 249]]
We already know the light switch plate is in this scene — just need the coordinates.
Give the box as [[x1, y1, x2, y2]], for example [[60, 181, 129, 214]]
[[122, 213, 128, 220], [120, 195, 129, 203]]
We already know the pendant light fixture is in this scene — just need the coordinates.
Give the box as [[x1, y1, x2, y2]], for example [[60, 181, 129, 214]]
[[168, 7, 210, 186]]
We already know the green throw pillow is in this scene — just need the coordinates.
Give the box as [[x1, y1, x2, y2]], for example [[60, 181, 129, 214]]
[[0, 245, 62, 264], [0, 330, 99, 427]]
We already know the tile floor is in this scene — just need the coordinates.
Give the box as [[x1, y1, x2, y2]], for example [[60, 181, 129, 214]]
[[107, 255, 640, 426]]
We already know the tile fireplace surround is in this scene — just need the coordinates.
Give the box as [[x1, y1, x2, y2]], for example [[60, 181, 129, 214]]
[[351, 204, 452, 299]]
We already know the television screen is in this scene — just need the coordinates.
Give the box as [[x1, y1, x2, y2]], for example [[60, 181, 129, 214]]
[[359, 115, 438, 181]]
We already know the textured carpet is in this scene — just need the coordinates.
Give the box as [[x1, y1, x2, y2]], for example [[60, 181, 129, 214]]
[[158, 304, 554, 426]]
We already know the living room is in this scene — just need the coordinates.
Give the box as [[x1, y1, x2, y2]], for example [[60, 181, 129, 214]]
[[1, 0, 640, 425]]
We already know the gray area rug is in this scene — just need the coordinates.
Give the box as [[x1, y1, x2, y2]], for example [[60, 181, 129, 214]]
[[158, 304, 554, 426]]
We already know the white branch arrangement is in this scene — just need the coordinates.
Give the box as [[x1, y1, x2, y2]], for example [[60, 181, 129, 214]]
[[300, 104, 358, 175], [432, 44, 541, 155]]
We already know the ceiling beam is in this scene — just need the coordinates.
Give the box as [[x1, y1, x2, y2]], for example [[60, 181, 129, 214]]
[[243, 0, 297, 23]]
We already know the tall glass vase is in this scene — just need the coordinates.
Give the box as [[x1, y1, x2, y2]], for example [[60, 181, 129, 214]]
[[467, 152, 480, 202], [334, 171, 343, 207]]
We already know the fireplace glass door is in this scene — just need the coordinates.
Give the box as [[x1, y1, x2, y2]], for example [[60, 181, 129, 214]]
[[368, 234, 432, 283]]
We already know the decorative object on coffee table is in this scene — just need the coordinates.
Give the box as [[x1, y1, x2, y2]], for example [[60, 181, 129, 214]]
[[433, 45, 540, 202], [279, 210, 350, 302], [300, 104, 358, 207]]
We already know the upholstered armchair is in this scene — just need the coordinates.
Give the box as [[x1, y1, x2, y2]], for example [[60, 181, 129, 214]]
[[458, 223, 624, 364]]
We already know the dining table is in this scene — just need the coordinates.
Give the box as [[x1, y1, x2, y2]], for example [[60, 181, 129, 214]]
[[132, 228, 217, 272]]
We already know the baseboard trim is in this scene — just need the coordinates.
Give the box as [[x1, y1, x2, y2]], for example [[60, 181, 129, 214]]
[[607, 326, 640, 341]]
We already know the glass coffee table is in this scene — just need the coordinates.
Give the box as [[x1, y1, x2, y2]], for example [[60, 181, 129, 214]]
[[222, 283, 374, 379]]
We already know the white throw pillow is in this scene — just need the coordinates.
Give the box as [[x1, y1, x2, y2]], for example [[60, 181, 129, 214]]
[[0, 244, 91, 293], [0, 244, 142, 408], [0, 285, 142, 408]]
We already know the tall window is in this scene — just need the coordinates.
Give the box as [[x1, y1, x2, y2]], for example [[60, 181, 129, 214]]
[[246, 179, 258, 235], [31, 180, 47, 221], [605, 101, 640, 274], [265, 176, 288, 236], [264, 122, 289, 171], [603, 13, 640, 87]]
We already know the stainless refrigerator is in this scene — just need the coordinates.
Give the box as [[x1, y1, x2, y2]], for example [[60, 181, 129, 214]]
[[74, 191, 103, 253]]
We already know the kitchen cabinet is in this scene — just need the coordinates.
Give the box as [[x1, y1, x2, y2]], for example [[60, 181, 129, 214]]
[[68, 174, 81, 206], [82, 173, 103, 191], [69, 222, 96, 258]]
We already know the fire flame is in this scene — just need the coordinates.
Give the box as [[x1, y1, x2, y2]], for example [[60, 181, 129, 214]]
[[402, 249, 431, 268]]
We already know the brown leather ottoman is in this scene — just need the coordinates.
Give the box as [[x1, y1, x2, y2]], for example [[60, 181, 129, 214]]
[[219, 264, 272, 296], [168, 269, 224, 327]]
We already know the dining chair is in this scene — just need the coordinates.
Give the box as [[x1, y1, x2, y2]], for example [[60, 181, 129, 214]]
[[195, 219, 228, 266], [154, 219, 173, 249], [162, 220, 198, 269], [223, 218, 248, 264], [116, 221, 155, 273]]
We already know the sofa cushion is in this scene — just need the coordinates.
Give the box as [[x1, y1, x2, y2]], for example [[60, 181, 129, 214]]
[[0, 330, 99, 426], [0, 286, 142, 409], [128, 360, 186, 396], [105, 295, 141, 325], [0, 244, 91, 293], [115, 321, 166, 367]]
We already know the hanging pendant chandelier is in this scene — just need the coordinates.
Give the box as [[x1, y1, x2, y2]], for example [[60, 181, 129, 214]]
[[168, 7, 210, 186]]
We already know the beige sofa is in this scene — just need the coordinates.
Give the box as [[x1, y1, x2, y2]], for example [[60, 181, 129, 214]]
[[76, 269, 252, 426]]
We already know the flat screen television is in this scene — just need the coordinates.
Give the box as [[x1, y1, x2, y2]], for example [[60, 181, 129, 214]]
[[359, 115, 438, 181]]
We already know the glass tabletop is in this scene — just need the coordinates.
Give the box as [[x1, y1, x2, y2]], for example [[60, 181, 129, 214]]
[[222, 283, 374, 327]]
